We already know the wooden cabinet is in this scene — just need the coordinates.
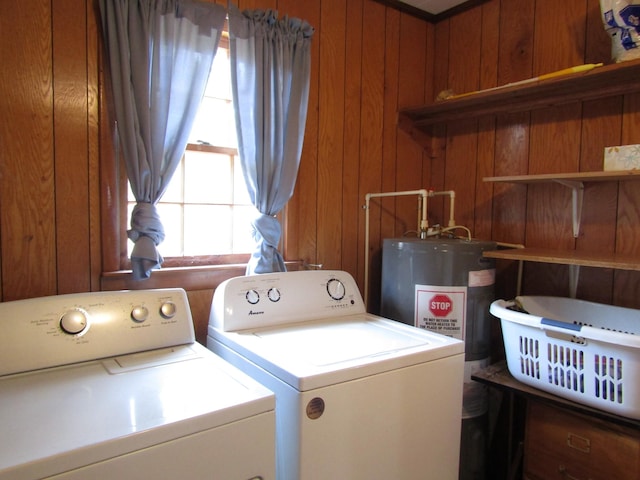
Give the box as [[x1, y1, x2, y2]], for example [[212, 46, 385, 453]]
[[524, 402, 640, 480], [473, 362, 640, 480]]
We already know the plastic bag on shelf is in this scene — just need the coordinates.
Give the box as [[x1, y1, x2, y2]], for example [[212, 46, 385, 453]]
[[600, 0, 640, 62]]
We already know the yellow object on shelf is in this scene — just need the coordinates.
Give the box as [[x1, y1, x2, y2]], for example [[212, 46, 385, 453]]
[[451, 63, 604, 99]]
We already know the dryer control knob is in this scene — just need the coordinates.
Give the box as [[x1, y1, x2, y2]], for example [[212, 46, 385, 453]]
[[160, 302, 177, 319], [60, 309, 89, 335], [131, 305, 149, 322]]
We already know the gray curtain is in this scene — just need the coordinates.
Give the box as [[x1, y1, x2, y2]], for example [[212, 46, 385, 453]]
[[99, 0, 226, 280], [228, 7, 314, 275]]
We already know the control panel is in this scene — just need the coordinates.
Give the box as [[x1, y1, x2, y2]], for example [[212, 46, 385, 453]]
[[210, 270, 366, 332], [0, 288, 194, 376]]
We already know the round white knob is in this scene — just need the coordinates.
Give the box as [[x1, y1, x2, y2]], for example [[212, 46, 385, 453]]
[[326, 278, 345, 300], [246, 289, 260, 304], [131, 305, 149, 322], [267, 288, 281, 302], [60, 309, 89, 335], [160, 302, 177, 319]]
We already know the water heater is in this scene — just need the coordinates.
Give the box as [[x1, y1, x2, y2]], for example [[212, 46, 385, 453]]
[[380, 237, 496, 359], [380, 237, 497, 480]]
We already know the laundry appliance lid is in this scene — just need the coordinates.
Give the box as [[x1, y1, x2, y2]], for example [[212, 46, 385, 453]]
[[0, 343, 274, 480], [210, 313, 464, 391]]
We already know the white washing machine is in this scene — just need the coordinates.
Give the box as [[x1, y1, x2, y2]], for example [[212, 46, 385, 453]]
[[207, 270, 464, 480], [0, 288, 275, 480]]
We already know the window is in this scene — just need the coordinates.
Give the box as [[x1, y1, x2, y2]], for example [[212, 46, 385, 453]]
[[126, 36, 254, 267]]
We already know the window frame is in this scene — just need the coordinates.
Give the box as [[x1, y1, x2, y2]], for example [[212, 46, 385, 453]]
[[99, 30, 253, 280]]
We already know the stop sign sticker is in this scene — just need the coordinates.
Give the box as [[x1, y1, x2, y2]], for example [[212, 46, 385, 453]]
[[415, 285, 466, 340], [429, 294, 453, 317]]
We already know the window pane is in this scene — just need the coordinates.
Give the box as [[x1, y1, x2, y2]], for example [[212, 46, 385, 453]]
[[233, 205, 255, 253], [184, 205, 231, 255], [127, 203, 184, 258], [184, 151, 231, 204], [205, 50, 231, 99], [156, 203, 184, 257], [189, 97, 237, 148], [233, 155, 252, 205], [123, 41, 259, 264], [161, 165, 183, 203]]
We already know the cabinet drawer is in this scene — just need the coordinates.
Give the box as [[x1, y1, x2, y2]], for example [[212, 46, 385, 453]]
[[524, 402, 640, 480]]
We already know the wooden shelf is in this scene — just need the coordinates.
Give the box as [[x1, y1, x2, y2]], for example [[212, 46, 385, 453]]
[[484, 247, 640, 271], [485, 170, 640, 238], [483, 169, 640, 184], [482, 168, 640, 295], [398, 58, 640, 142], [472, 361, 640, 430]]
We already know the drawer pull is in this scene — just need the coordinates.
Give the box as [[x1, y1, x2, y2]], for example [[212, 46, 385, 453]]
[[558, 464, 582, 479], [566, 432, 591, 453]]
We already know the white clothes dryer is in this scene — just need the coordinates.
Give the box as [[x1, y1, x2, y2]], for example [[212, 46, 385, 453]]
[[0, 288, 274, 480], [207, 270, 464, 480]]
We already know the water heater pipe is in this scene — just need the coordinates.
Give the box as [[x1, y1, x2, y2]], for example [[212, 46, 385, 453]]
[[428, 190, 456, 227], [363, 189, 429, 307]]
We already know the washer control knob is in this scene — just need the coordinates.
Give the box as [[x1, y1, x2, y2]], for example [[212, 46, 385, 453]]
[[160, 302, 177, 319], [267, 287, 281, 302], [246, 289, 260, 305], [60, 309, 89, 335], [131, 305, 149, 323], [326, 278, 345, 301]]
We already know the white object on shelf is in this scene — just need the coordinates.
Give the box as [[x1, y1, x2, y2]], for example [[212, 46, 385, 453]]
[[604, 144, 640, 171]]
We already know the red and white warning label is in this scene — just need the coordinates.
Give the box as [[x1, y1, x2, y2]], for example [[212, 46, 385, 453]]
[[414, 285, 467, 340]]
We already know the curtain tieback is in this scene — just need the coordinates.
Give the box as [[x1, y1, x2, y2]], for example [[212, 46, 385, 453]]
[[251, 212, 281, 247], [128, 202, 165, 245]]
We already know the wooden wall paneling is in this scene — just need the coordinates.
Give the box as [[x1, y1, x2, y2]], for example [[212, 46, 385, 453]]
[[523, 0, 587, 296], [576, 97, 622, 302], [394, 13, 428, 236], [282, 0, 321, 267], [357, 0, 386, 308], [317, 0, 347, 271], [613, 180, 640, 307], [87, 0, 102, 292], [497, 0, 534, 84], [53, 0, 92, 294], [443, 7, 482, 232], [380, 6, 401, 241], [532, 0, 587, 75], [378, 5, 401, 300], [340, 0, 364, 277], [490, 0, 535, 300], [473, 1, 499, 242], [0, 0, 57, 301], [613, 93, 640, 306], [524, 107, 580, 295], [586, 0, 613, 64], [419, 21, 436, 194], [426, 20, 450, 221], [186, 289, 215, 345]]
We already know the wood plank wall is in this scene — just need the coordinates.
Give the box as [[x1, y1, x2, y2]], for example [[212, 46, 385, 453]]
[[1, 0, 639, 345]]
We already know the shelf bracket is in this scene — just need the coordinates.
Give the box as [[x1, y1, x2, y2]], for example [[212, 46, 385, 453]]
[[568, 264, 580, 299], [553, 179, 584, 238]]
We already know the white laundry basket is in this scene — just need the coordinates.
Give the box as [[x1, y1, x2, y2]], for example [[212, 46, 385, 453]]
[[490, 296, 640, 419]]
